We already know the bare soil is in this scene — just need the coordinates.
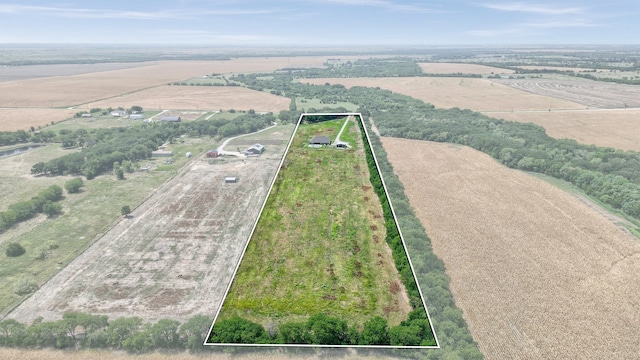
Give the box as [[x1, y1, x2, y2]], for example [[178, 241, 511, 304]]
[[7, 127, 293, 324], [381, 137, 640, 359], [0, 108, 78, 131]]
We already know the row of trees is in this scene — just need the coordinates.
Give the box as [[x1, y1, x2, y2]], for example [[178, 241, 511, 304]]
[[29, 113, 275, 179], [0, 313, 211, 354], [210, 310, 435, 347], [0, 184, 65, 234]]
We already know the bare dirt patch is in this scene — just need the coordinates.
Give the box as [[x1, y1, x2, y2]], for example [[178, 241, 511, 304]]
[[8, 150, 285, 323], [486, 108, 640, 152], [419, 63, 514, 75], [302, 77, 585, 112], [0, 108, 77, 131], [493, 77, 640, 109], [85, 86, 290, 113], [382, 137, 640, 359]]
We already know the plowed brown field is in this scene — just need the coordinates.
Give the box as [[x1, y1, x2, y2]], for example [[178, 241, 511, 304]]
[[382, 137, 640, 359]]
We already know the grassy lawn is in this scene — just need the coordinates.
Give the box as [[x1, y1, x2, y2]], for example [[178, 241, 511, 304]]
[[0, 137, 213, 317], [217, 117, 410, 328], [296, 97, 359, 112]]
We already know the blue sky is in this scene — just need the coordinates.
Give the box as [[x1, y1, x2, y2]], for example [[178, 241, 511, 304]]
[[0, 1, 638, 45]]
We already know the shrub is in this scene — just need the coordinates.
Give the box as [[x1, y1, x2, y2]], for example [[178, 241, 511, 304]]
[[5, 242, 25, 257]]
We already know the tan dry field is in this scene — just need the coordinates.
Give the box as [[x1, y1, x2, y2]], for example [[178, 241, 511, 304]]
[[487, 109, 640, 152], [493, 77, 640, 109], [7, 125, 294, 324], [302, 77, 585, 112], [85, 86, 290, 113], [0, 108, 77, 131], [382, 137, 640, 360], [418, 63, 515, 74]]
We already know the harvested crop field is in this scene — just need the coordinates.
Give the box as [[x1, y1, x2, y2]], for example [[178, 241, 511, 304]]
[[381, 137, 640, 359], [487, 108, 640, 152], [7, 132, 291, 324], [0, 57, 331, 108], [418, 63, 514, 74], [86, 86, 290, 113], [302, 77, 585, 112], [0, 108, 76, 131], [493, 77, 640, 109]]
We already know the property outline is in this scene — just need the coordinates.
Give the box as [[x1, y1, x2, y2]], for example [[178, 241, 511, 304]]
[[204, 112, 440, 349]]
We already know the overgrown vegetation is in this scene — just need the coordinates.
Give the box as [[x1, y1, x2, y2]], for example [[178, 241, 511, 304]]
[[211, 117, 435, 347]]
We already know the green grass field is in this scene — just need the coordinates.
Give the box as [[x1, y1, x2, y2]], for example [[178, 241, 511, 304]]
[[216, 117, 411, 329]]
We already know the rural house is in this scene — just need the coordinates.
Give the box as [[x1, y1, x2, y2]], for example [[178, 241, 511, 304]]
[[129, 114, 144, 120], [159, 116, 181, 122], [310, 135, 331, 146], [244, 143, 265, 155], [206, 149, 219, 158]]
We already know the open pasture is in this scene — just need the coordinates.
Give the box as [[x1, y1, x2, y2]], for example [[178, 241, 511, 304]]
[[302, 77, 585, 112], [418, 62, 514, 74], [488, 109, 640, 152], [382, 137, 640, 359], [0, 108, 76, 131], [85, 86, 290, 113]]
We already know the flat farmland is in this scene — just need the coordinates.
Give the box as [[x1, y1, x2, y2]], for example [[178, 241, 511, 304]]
[[7, 125, 293, 324], [487, 109, 640, 152], [85, 86, 290, 113], [302, 77, 585, 112], [493, 77, 640, 109], [0, 108, 76, 131], [382, 137, 640, 359], [418, 63, 514, 74]]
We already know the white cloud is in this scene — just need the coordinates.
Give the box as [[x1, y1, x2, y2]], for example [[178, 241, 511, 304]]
[[320, 0, 441, 13], [482, 2, 584, 15]]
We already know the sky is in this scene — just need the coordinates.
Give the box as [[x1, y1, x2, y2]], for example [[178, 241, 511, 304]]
[[0, 0, 638, 45]]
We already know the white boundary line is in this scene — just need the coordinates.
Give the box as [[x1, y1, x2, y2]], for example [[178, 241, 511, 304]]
[[204, 113, 439, 349]]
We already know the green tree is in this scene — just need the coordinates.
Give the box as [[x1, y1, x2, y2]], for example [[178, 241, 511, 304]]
[[0, 319, 26, 347], [209, 315, 268, 344], [150, 319, 181, 349], [42, 201, 62, 217], [179, 315, 212, 353], [360, 316, 389, 345], [130, 105, 143, 113], [64, 177, 84, 193], [106, 316, 143, 349], [306, 314, 349, 345], [276, 321, 309, 344], [121, 205, 131, 218], [5, 242, 25, 257]]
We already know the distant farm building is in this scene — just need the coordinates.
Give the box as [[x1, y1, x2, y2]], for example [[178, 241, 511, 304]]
[[225, 177, 238, 183], [244, 143, 265, 155], [151, 150, 173, 157], [159, 116, 181, 122], [111, 110, 127, 117], [206, 150, 219, 158], [310, 136, 331, 146], [80, 113, 92, 118], [129, 114, 144, 120]]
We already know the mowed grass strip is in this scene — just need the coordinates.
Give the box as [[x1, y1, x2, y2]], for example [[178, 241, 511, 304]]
[[218, 118, 411, 327]]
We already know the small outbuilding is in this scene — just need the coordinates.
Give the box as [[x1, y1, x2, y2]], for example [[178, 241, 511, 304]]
[[310, 135, 331, 146], [206, 150, 219, 158], [129, 114, 144, 120], [244, 143, 265, 155], [225, 177, 238, 183]]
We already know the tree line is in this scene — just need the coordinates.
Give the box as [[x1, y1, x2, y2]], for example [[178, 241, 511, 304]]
[[0, 183, 68, 234], [0, 312, 212, 354]]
